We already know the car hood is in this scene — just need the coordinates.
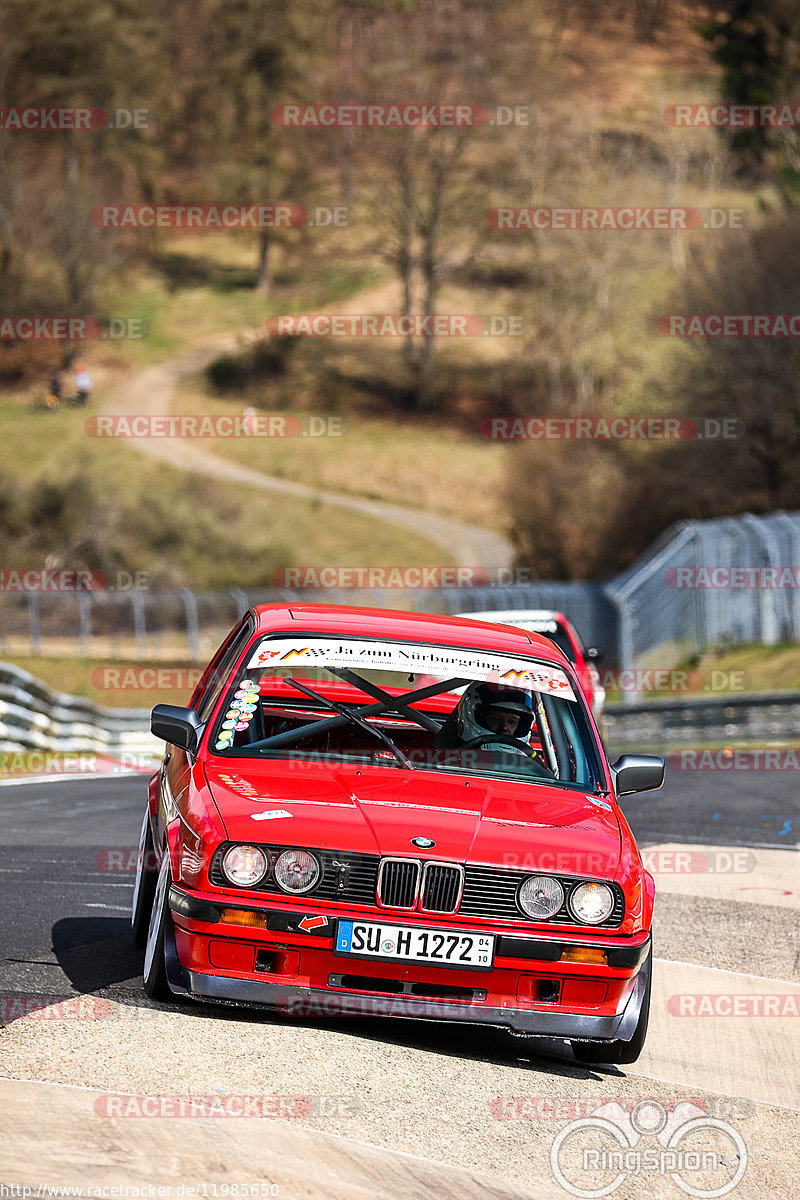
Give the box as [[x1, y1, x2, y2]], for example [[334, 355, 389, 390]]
[[203, 759, 622, 878]]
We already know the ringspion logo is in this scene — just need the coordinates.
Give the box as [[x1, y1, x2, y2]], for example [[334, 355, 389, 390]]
[[550, 1100, 747, 1198]]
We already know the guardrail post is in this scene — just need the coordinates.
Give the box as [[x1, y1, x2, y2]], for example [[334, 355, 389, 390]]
[[229, 587, 249, 617], [131, 590, 147, 659], [606, 587, 635, 708], [181, 588, 200, 661], [28, 593, 41, 656], [78, 593, 92, 656]]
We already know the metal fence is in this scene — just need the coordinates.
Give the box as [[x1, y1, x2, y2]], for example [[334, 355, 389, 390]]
[[1, 510, 798, 670], [609, 510, 800, 668]]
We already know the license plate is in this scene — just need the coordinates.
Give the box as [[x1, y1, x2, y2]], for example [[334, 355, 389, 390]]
[[335, 920, 494, 969]]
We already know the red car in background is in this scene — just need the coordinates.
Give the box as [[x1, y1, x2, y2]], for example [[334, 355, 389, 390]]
[[463, 609, 606, 728], [134, 604, 662, 1064]]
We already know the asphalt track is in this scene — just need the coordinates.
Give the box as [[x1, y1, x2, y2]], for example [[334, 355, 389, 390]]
[[1, 766, 798, 1198]]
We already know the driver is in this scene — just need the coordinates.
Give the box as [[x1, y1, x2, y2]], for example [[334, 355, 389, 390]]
[[458, 681, 534, 747], [432, 680, 534, 754]]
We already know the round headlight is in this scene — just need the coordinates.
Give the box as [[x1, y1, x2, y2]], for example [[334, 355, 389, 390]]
[[221, 844, 268, 888], [518, 875, 564, 920], [274, 849, 320, 894], [569, 881, 614, 925]]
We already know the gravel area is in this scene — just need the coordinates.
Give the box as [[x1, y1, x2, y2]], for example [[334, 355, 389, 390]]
[[0, 981, 796, 1199], [653, 893, 800, 980]]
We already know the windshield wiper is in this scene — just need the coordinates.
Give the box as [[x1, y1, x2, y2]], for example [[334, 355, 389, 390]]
[[280, 677, 415, 770]]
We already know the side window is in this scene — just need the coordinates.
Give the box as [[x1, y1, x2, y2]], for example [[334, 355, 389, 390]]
[[194, 615, 255, 723]]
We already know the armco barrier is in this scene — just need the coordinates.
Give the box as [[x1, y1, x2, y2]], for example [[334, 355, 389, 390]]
[[0, 661, 157, 759], [604, 690, 800, 749]]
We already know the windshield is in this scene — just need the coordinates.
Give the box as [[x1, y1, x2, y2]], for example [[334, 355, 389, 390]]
[[208, 635, 603, 790]]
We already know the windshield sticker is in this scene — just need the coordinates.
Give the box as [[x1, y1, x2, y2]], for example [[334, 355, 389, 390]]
[[246, 638, 576, 700], [217, 680, 260, 738]]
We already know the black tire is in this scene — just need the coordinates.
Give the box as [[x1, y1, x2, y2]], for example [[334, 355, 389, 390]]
[[571, 949, 652, 1065], [131, 807, 158, 947], [143, 852, 174, 1001]]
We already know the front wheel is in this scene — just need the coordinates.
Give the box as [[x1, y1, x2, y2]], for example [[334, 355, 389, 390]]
[[143, 852, 174, 1001], [571, 949, 652, 1065], [131, 807, 157, 947]]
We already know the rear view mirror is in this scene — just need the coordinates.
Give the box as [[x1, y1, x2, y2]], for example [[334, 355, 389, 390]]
[[610, 754, 665, 796], [151, 704, 204, 755]]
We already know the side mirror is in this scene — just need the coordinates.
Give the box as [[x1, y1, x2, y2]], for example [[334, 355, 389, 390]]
[[610, 754, 665, 796], [586, 646, 603, 663], [151, 704, 204, 755]]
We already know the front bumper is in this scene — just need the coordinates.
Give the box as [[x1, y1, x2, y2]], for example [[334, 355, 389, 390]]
[[165, 885, 651, 1042]]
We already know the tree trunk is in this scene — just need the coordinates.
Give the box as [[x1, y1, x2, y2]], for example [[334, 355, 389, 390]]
[[256, 229, 271, 293]]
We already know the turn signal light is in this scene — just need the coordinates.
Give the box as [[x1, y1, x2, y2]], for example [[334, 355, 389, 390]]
[[220, 908, 269, 929], [560, 946, 607, 965]]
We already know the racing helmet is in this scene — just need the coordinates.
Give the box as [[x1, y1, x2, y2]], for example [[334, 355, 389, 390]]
[[456, 681, 534, 742]]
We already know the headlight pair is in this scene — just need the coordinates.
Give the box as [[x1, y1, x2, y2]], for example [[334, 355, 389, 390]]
[[517, 875, 614, 924], [220, 844, 320, 893]]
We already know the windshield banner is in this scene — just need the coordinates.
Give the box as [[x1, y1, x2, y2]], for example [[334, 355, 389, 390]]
[[246, 637, 576, 700]]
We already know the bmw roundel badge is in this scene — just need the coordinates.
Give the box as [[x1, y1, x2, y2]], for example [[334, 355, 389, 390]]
[[411, 836, 436, 848]]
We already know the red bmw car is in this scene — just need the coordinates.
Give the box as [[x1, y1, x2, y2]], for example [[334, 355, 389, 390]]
[[134, 604, 663, 1064]]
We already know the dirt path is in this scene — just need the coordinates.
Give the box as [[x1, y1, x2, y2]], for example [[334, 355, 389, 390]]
[[100, 284, 513, 571]]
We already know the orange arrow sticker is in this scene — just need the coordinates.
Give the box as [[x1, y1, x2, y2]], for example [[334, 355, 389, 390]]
[[298, 915, 328, 932]]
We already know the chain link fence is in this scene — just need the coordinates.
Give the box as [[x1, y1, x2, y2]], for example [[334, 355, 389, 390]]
[[609, 510, 800, 670], [1, 511, 798, 674]]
